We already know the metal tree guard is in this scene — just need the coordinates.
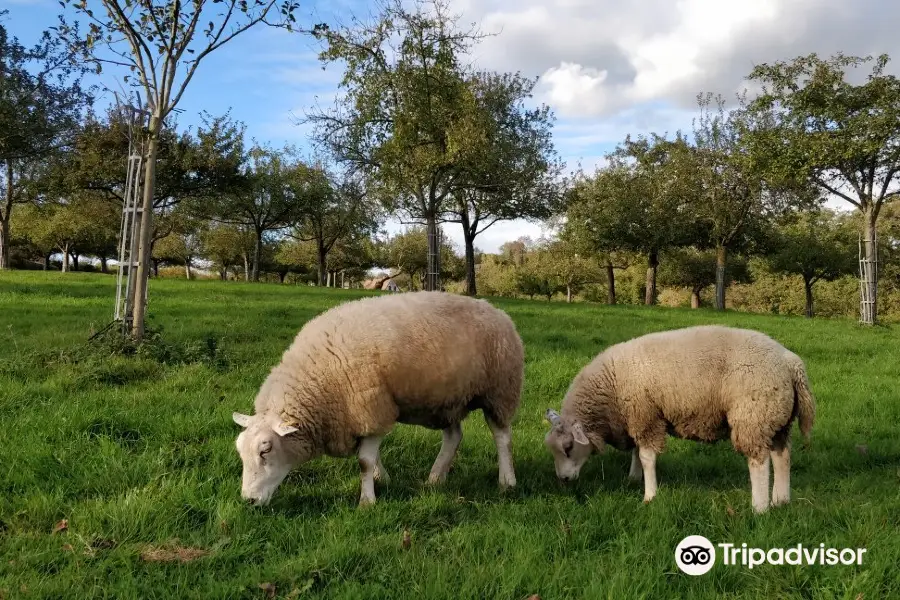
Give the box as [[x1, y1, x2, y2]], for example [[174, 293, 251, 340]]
[[114, 103, 152, 337], [426, 224, 442, 291], [858, 229, 878, 325]]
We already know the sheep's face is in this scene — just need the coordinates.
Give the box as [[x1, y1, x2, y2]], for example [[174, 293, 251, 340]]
[[232, 412, 304, 506], [543, 409, 593, 481]]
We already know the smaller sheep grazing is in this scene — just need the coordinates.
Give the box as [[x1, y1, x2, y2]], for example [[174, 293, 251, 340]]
[[543, 325, 816, 513], [232, 290, 524, 507]]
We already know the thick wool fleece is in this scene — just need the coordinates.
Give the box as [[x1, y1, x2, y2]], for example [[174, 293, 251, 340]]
[[253, 291, 524, 458], [562, 325, 815, 461]]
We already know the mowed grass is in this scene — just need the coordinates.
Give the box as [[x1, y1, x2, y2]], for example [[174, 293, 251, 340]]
[[1, 271, 899, 600]]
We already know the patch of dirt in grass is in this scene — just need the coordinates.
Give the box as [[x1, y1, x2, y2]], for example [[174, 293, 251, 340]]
[[139, 541, 210, 563]]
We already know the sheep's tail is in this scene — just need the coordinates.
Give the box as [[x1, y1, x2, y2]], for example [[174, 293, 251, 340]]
[[790, 356, 816, 444]]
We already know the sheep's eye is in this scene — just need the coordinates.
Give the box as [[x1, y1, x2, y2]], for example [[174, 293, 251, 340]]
[[259, 440, 272, 459]]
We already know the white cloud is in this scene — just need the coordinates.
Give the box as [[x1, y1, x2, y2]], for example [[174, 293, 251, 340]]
[[456, 0, 900, 119]]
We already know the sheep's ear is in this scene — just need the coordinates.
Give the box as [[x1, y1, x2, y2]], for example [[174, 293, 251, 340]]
[[571, 422, 589, 446], [545, 409, 561, 426], [274, 422, 299, 437], [232, 412, 253, 428]]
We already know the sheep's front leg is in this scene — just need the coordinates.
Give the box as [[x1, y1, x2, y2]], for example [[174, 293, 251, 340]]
[[748, 454, 771, 514], [427, 423, 463, 485], [358, 435, 384, 507], [638, 447, 658, 503], [628, 448, 643, 481]]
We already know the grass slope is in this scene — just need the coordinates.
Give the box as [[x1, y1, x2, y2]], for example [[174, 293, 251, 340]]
[[1, 271, 898, 599]]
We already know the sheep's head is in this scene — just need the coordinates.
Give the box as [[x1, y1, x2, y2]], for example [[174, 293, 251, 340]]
[[543, 408, 593, 481], [232, 411, 306, 506]]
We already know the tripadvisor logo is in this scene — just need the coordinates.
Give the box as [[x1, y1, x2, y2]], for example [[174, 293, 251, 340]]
[[675, 535, 867, 576]]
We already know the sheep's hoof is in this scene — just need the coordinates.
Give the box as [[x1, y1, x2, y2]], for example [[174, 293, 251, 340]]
[[426, 473, 447, 486], [498, 475, 517, 491], [358, 495, 377, 508]]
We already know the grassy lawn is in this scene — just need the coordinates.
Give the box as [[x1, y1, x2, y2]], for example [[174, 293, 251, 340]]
[[1, 271, 899, 599]]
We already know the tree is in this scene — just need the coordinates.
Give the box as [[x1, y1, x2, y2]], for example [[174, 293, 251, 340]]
[[564, 133, 698, 306], [687, 94, 794, 310], [0, 15, 92, 269], [153, 208, 206, 279], [382, 225, 460, 290], [57, 0, 302, 340], [288, 164, 381, 286], [659, 247, 750, 309], [14, 195, 113, 272], [746, 53, 900, 324], [201, 223, 253, 280], [205, 145, 307, 281], [444, 70, 565, 296], [307, 0, 488, 291], [766, 209, 856, 318]]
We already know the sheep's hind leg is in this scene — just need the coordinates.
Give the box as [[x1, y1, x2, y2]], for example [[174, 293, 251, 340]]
[[771, 437, 791, 507], [486, 417, 516, 490], [426, 423, 463, 485], [358, 435, 385, 507], [628, 448, 643, 481], [747, 454, 771, 514], [374, 455, 390, 485], [638, 447, 658, 503]]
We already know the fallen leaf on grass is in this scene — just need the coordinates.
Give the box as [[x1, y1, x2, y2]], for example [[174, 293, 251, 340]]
[[855, 594, 864, 600], [62, 544, 74, 552], [52, 519, 68, 534], [726, 505, 736, 517], [401, 529, 411, 549], [525, 595, 541, 600], [855, 444, 868, 455], [258, 582, 277, 598], [139, 543, 210, 563], [91, 538, 117, 550]]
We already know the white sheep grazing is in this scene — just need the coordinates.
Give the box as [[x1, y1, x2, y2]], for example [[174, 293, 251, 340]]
[[232, 290, 524, 507], [543, 325, 816, 513]]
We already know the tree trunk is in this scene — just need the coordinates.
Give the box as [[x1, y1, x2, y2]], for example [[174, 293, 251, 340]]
[[185, 260, 192, 280], [220, 268, 227, 281], [153, 259, 159, 277], [72, 253, 79, 271], [425, 213, 440, 292], [317, 242, 328, 286], [715, 244, 727, 311], [278, 271, 287, 283], [100, 256, 109, 274], [0, 217, 9, 271], [460, 209, 477, 296], [859, 209, 878, 325], [43, 254, 50, 270], [606, 262, 616, 305], [0, 161, 13, 270], [130, 124, 160, 342], [804, 277, 814, 318], [691, 286, 701, 309], [644, 250, 659, 306], [61, 244, 70, 273], [566, 284, 572, 303], [242, 253, 250, 281], [251, 230, 262, 282]]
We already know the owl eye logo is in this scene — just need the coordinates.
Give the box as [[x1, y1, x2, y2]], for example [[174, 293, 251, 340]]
[[680, 546, 712, 565], [675, 535, 716, 575]]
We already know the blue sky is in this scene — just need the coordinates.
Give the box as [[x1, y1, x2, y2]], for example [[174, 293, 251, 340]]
[[6, 0, 899, 252]]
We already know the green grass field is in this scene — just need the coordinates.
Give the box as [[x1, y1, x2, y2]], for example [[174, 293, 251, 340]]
[[1, 271, 899, 599]]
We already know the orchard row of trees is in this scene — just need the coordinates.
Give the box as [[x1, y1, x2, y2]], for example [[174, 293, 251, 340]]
[[4, 0, 900, 332]]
